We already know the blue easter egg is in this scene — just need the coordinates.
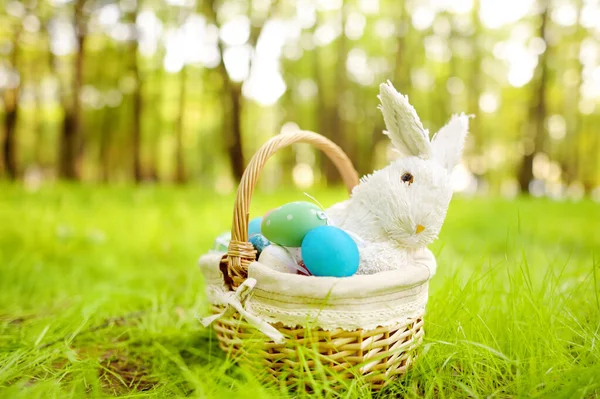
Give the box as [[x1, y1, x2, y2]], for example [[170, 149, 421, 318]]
[[301, 226, 359, 277], [248, 217, 263, 237], [249, 234, 271, 257]]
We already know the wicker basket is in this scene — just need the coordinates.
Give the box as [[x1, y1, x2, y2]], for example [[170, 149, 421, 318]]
[[206, 131, 426, 390]]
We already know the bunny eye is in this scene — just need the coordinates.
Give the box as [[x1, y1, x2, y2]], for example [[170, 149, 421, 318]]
[[401, 172, 414, 185]]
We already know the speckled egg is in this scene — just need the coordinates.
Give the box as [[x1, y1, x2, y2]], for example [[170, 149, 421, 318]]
[[249, 233, 270, 257], [258, 245, 298, 274], [261, 202, 327, 247], [248, 216, 263, 237], [301, 226, 359, 277]]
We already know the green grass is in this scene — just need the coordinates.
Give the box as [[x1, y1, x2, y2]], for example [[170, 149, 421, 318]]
[[0, 183, 599, 398]]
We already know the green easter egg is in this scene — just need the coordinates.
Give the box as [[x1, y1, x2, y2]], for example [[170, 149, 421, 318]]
[[261, 201, 327, 247]]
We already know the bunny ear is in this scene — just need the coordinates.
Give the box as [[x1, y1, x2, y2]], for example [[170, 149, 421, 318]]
[[378, 81, 431, 158], [431, 113, 470, 171]]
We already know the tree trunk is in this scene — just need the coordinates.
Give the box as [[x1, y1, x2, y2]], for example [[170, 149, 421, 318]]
[[174, 66, 188, 183], [132, 77, 143, 182], [129, 6, 143, 183], [518, 4, 549, 193], [208, 49, 246, 182], [59, 0, 86, 180], [226, 82, 245, 181], [99, 107, 112, 183], [2, 29, 21, 180], [2, 93, 19, 179], [34, 76, 44, 167], [148, 61, 163, 182], [59, 111, 78, 179], [204, 0, 251, 182]]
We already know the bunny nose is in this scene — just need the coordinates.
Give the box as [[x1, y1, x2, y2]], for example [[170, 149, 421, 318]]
[[415, 225, 425, 234]]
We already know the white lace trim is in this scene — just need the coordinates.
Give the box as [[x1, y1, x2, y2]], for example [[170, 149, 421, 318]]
[[247, 289, 428, 331]]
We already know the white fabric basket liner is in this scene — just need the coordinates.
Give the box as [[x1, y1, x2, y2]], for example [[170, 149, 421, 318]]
[[198, 249, 434, 332]]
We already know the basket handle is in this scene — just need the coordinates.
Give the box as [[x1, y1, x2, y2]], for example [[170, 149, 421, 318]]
[[225, 130, 360, 289]]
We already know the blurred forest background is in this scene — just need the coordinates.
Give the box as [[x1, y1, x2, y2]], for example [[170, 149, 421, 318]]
[[1, 0, 599, 198]]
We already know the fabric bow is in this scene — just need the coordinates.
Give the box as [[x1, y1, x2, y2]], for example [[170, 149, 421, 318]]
[[199, 278, 285, 344]]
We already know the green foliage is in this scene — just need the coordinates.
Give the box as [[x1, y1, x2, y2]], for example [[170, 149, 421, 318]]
[[1, 184, 598, 397], [1, 0, 599, 192]]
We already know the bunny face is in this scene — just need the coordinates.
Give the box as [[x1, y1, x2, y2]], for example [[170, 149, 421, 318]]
[[341, 81, 470, 250], [352, 156, 453, 248]]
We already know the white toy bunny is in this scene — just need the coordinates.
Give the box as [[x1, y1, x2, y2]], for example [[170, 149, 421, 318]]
[[326, 81, 470, 275]]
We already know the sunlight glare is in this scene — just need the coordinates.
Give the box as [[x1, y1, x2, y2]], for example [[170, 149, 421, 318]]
[[242, 18, 289, 105], [433, 17, 451, 38], [243, 61, 286, 106], [6, 1, 26, 18], [411, 68, 434, 91], [374, 19, 395, 39], [345, 12, 366, 40], [223, 45, 251, 82], [479, 92, 499, 113], [314, 23, 340, 47], [547, 115, 566, 140], [108, 23, 134, 42], [528, 37, 546, 55], [412, 6, 435, 31], [424, 35, 451, 62], [358, 0, 379, 14], [445, 0, 473, 14], [182, 14, 209, 65], [446, 77, 465, 95], [164, 28, 185, 73], [98, 4, 120, 26], [49, 18, 77, 56], [317, 0, 342, 11], [578, 98, 595, 114], [293, 163, 315, 189], [281, 122, 300, 135], [296, 2, 316, 29], [346, 48, 374, 86], [480, 0, 533, 29], [551, 3, 577, 26], [105, 89, 123, 108], [256, 19, 287, 58], [451, 163, 477, 194], [297, 79, 318, 100], [137, 10, 163, 57], [164, 0, 194, 6], [505, 42, 538, 87], [220, 15, 250, 46], [580, 3, 600, 29], [508, 67, 535, 87], [579, 38, 599, 67], [23, 15, 41, 33], [532, 152, 550, 180], [0, 66, 20, 90]]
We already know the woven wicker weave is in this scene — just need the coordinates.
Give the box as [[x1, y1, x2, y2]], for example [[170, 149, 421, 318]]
[[215, 131, 425, 389]]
